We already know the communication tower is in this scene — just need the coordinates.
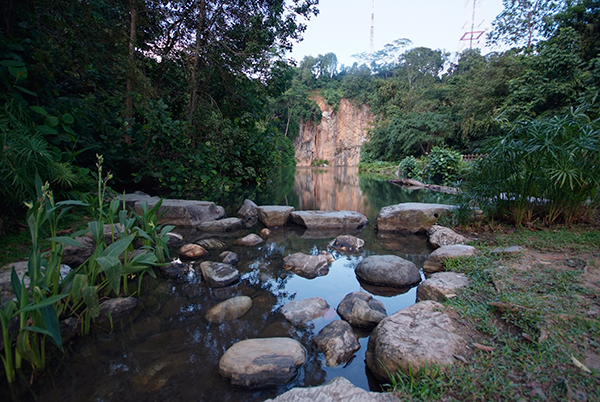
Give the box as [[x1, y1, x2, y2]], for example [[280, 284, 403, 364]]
[[459, 0, 486, 51], [369, 0, 375, 57]]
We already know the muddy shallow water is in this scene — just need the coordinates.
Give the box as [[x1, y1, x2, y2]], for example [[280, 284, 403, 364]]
[[2, 167, 455, 402]]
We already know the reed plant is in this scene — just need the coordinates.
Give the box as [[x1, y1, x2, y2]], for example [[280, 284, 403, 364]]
[[465, 109, 600, 225]]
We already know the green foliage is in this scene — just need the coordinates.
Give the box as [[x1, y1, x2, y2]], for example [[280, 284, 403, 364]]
[[310, 159, 329, 166], [398, 156, 420, 179], [465, 110, 600, 225], [422, 147, 463, 185]]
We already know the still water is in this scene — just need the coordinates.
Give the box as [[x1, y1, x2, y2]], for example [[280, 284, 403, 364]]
[[5, 167, 455, 402]]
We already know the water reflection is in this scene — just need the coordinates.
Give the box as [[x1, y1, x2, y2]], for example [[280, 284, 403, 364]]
[[3, 167, 457, 402]]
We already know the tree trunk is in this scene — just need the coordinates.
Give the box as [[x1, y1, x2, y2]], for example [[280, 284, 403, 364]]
[[126, 0, 138, 124], [188, 0, 206, 123]]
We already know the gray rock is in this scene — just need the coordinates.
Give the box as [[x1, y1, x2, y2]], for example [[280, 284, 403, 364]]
[[197, 217, 243, 232], [219, 251, 239, 265], [265, 377, 400, 402], [366, 300, 470, 381], [375, 203, 455, 234], [337, 292, 387, 329], [280, 297, 330, 325], [60, 317, 81, 343], [219, 337, 306, 389], [238, 199, 258, 222], [195, 238, 226, 250], [62, 236, 95, 267], [422, 244, 477, 273], [355, 255, 421, 288], [179, 244, 208, 260], [158, 260, 190, 278], [313, 320, 360, 366], [290, 210, 368, 231], [96, 297, 139, 323], [490, 245, 524, 254], [427, 225, 468, 248], [329, 235, 365, 253], [205, 296, 252, 323], [283, 253, 330, 279], [199, 262, 240, 288], [121, 193, 226, 227], [234, 234, 263, 246], [417, 272, 470, 302], [257, 205, 295, 227]]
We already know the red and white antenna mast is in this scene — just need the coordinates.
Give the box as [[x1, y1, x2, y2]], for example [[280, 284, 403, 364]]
[[369, 0, 375, 57], [459, 0, 486, 51]]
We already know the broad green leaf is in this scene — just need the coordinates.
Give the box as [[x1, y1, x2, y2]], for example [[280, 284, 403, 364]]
[[105, 264, 122, 295], [62, 113, 74, 124], [89, 221, 102, 243], [36, 124, 58, 135], [17, 331, 36, 363], [10, 267, 22, 301], [45, 115, 59, 127], [41, 304, 63, 349], [0, 60, 25, 67], [15, 86, 37, 96], [48, 236, 84, 248], [8, 66, 27, 80], [82, 286, 100, 317], [95, 256, 120, 271], [29, 106, 48, 115], [72, 274, 88, 300], [102, 235, 134, 259], [15, 293, 68, 314]]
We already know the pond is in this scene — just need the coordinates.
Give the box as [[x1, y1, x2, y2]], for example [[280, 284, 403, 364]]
[[4, 167, 456, 402]]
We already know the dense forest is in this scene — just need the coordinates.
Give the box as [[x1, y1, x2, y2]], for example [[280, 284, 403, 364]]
[[1, 0, 600, 230]]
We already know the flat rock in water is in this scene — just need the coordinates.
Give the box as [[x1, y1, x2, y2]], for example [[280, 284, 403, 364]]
[[264, 377, 400, 402], [197, 217, 242, 232], [205, 296, 252, 323], [355, 255, 421, 288], [158, 260, 191, 278], [283, 252, 329, 279], [329, 235, 365, 253], [195, 238, 226, 250], [121, 193, 226, 227], [427, 225, 468, 248], [200, 262, 240, 288], [375, 203, 455, 234], [313, 320, 360, 366], [219, 251, 239, 265], [257, 205, 295, 227], [179, 244, 208, 259], [280, 297, 330, 325], [234, 234, 263, 246], [366, 300, 470, 381], [290, 210, 368, 231], [219, 337, 306, 389], [337, 292, 387, 329], [423, 244, 477, 273], [417, 272, 469, 302], [96, 297, 139, 323]]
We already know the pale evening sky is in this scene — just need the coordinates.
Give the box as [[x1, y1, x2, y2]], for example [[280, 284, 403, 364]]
[[288, 0, 505, 67]]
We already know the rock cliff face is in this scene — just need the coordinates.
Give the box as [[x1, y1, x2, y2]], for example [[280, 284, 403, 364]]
[[294, 96, 373, 166]]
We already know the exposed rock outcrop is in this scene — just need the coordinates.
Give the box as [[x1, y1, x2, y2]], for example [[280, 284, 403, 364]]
[[375, 203, 455, 234], [294, 96, 373, 166]]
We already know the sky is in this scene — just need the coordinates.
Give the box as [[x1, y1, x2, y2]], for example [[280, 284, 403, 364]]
[[288, 0, 505, 67]]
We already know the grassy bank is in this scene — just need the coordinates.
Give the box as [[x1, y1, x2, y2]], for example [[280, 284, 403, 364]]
[[387, 226, 600, 401]]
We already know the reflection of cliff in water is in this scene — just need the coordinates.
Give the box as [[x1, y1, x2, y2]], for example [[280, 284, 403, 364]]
[[294, 167, 372, 216]]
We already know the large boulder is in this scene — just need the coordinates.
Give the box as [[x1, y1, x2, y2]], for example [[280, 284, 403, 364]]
[[337, 292, 387, 329], [197, 217, 243, 232], [264, 377, 400, 402], [96, 297, 139, 323], [313, 320, 360, 366], [355, 255, 421, 288], [290, 211, 368, 231], [283, 253, 330, 279], [417, 272, 469, 302], [257, 206, 295, 227], [199, 262, 240, 288], [62, 236, 95, 268], [219, 338, 306, 389], [179, 244, 208, 260], [375, 203, 455, 234], [422, 245, 477, 273], [238, 199, 258, 223], [366, 300, 471, 381], [121, 192, 225, 227], [328, 235, 365, 253], [205, 296, 252, 323], [427, 225, 468, 248], [280, 297, 330, 325]]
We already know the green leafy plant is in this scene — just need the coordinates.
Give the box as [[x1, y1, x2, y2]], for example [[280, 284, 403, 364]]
[[422, 146, 463, 185], [398, 156, 421, 179]]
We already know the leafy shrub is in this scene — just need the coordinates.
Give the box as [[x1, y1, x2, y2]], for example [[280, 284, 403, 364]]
[[398, 156, 421, 179], [311, 159, 329, 166], [422, 147, 462, 185]]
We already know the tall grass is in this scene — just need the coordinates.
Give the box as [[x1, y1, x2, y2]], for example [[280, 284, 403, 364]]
[[465, 110, 600, 225]]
